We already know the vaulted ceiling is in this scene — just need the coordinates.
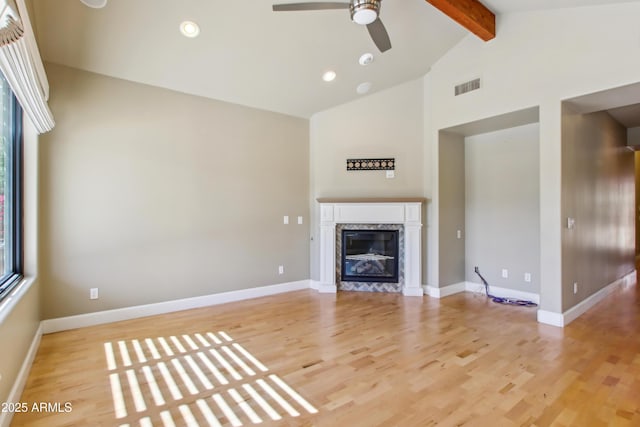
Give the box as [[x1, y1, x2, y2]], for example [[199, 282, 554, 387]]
[[30, 0, 640, 118]]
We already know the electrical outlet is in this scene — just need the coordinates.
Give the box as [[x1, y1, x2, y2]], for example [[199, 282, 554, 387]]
[[524, 273, 532, 282], [278, 265, 284, 275], [573, 282, 578, 294], [90, 288, 99, 300], [501, 269, 508, 278], [386, 170, 395, 179]]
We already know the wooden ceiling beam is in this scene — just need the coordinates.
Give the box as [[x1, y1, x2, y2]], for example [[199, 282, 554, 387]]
[[426, 0, 495, 41]]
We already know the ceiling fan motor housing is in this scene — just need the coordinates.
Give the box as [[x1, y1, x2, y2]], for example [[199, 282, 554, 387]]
[[350, 0, 380, 25]]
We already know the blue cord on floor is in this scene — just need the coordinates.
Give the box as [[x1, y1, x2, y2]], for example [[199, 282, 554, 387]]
[[474, 266, 538, 307]]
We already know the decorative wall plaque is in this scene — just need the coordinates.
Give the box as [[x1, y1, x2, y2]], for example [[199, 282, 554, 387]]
[[346, 158, 395, 171]]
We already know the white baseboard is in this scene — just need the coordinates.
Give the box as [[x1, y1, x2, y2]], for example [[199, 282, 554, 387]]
[[425, 282, 466, 298], [41, 280, 311, 334], [402, 287, 424, 297], [537, 271, 635, 327], [316, 283, 337, 293], [425, 281, 540, 303], [0, 323, 42, 427], [465, 281, 540, 305], [537, 309, 564, 327]]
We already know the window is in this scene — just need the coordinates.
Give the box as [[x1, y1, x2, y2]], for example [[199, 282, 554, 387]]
[[0, 72, 23, 300]]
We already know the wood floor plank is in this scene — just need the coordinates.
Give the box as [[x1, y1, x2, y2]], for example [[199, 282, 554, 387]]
[[10, 280, 640, 426]]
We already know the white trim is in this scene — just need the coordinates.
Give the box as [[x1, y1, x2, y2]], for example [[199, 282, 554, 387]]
[[318, 202, 423, 296], [537, 309, 564, 327], [465, 281, 540, 305], [42, 280, 311, 334], [317, 283, 337, 293], [425, 282, 466, 298], [0, 323, 42, 427], [402, 287, 424, 297], [537, 271, 635, 327], [426, 281, 540, 304], [309, 280, 320, 290], [562, 271, 634, 326], [0, 277, 36, 325]]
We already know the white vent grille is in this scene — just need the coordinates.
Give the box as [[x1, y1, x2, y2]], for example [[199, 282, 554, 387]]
[[455, 78, 480, 96]]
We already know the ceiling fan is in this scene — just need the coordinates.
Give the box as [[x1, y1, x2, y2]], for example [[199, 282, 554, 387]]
[[272, 0, 391, 53]]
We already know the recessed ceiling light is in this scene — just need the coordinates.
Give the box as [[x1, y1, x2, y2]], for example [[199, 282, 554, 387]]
[[356, 82, 372, 95], [180, 21, 200, 38], [80, 0, 107, 8], [359, 53, 374, 66], [322, 70, 337, 82]]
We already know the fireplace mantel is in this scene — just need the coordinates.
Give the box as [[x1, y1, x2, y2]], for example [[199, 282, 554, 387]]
[[316, 197, 428, 204], [317, 200, 424, 296]]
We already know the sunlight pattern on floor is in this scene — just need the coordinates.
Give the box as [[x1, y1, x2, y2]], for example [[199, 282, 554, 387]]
[[104, 331, 317, 426]]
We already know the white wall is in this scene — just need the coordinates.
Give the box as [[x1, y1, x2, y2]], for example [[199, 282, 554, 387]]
[[309, 78, 426, 281], [465, 124, 540, 293], [427, 3, 640, 314]]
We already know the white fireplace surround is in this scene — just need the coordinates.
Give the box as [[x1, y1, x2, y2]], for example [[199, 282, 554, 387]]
[[317, 200, 424, 296]]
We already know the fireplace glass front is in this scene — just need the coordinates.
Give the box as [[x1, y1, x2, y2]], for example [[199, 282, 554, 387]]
[[341, 229, 399, 283]]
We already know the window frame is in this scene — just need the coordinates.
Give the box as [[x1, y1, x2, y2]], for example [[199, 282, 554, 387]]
[[0, 79, 24, 301]]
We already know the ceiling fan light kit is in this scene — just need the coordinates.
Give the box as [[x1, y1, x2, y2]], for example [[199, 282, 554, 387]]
[[350, 0, 380, 25]]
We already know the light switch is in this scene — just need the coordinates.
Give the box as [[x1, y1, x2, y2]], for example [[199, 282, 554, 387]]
[[283, 216, 289, 225], [297, 216, 303, 224]]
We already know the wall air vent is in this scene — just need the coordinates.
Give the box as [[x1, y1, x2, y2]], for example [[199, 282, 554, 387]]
[[455, 78, 481, 96]]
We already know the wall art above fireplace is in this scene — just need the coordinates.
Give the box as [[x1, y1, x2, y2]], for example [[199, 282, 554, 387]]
[[346, 158, 395, 171]]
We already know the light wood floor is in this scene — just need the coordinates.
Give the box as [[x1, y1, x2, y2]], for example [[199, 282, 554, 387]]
[[11, 281, 640, 427]]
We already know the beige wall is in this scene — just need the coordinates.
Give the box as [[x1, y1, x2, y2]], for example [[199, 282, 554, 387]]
[[465, 124, 540, 293], [0, 116, 41, 413], [561, 108, 634, 311], [0, 282, 39, 408], [427, 3, 640, 313], [438, 132, 465, 286], [40, 63, 310, 319], [309, 78, 426, 282], [635, 151, 640, 256]]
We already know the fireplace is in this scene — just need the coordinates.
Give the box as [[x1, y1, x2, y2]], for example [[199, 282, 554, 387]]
[[316, 199, 424, 296], [341, 230, 399, 283]]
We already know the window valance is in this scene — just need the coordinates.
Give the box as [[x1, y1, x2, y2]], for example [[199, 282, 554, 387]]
[[0, 0, 54, 134]]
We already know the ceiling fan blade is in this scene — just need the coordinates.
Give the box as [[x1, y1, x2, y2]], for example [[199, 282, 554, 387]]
[[272, 2, 349, 12], [366, 18, 391, 53]]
